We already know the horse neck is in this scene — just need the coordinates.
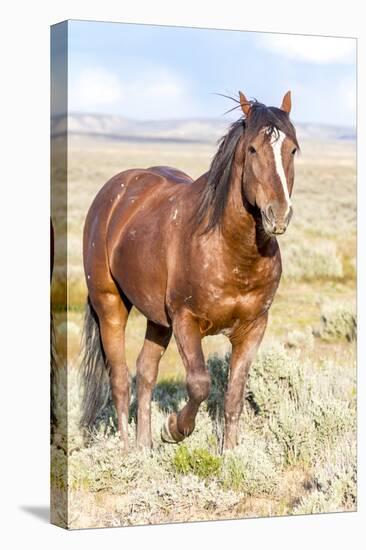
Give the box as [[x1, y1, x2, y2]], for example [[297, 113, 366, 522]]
[[220, 143, 273, 258]]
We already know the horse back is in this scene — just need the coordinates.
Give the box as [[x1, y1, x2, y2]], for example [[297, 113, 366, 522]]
[[147, 166, 194, 185]]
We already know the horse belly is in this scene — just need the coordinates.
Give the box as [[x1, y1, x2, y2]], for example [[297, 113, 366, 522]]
[[109, 216, 171, 327]]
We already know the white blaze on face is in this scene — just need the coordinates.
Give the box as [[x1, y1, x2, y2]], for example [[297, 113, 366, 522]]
[[270, 130, 291, 215]]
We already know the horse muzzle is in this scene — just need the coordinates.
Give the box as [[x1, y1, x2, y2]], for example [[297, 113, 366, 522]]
[[261, 204, 293, 236]]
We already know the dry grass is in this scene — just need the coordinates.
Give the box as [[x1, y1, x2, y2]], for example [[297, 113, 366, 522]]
[[51, 133, 356, 529], [51, 341, 356, 529]]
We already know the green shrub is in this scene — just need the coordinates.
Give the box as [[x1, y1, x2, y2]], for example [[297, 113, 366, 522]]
[[282, 241, 343, 281], [311, 399, 355, 448], [220, 437, 280, 495], [285, 327, 314, 349], [294, 433, 356, 514], [246, 346, 355, 467], [246, 346, 304, 419], [315, 303, 357, 342], [172, 444, 222, 479], [268, 401, 316, 466]]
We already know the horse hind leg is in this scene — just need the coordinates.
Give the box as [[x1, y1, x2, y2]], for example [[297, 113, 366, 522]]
[[91, 290, 132, 450], [136, 321, 172, 449]]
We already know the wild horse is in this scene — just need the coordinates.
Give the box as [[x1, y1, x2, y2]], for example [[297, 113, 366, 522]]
[[80, 91, 299, 451]]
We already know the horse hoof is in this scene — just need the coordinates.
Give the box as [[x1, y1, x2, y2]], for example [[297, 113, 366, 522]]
[[161, 414, 185, 444]]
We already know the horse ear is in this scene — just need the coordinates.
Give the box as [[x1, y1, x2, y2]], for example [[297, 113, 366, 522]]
[[239, 91, 251, 116], [280, 91, 292, 114]]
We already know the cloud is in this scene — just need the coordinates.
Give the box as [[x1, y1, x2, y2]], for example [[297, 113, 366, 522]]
[[69, 67, 124, 111], [140, 70, 186, 99], [69, 65, 192, 117], [256, 34, 356, 64]]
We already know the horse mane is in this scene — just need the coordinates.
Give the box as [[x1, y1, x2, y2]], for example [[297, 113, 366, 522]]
[[194, 100, 299, 233]]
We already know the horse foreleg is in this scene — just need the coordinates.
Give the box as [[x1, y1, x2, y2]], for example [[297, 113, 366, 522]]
[[161, 310, 210, 443], [224, 313, 268, 450], [136, 321, 172, 449]]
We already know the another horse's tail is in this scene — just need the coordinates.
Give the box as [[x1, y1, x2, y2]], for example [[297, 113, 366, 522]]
[[79, 297, 111, 430]]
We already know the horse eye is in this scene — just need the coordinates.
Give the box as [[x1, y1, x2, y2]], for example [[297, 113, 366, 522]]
[[248, 145, 256, 154], [291, 148, 297, 155]]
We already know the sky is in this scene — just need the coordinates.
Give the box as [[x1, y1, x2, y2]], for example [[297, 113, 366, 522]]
[[66, 20, 356, 127]]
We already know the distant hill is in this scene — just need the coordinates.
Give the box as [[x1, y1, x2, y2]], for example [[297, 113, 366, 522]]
[[51, 113, 356, 143]]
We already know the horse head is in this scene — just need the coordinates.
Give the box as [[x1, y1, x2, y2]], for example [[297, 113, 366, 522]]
[[239, 91, 299, 236]]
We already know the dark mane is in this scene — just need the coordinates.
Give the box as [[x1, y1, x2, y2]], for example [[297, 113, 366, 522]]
[[245, 101, 299, 146], [194, 100, 299, 233]]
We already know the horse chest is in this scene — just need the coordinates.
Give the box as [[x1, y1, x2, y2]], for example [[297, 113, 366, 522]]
[[197, 258, 280, 335]]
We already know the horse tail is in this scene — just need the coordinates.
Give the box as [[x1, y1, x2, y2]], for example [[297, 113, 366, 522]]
[[79, 297, 110, 430]]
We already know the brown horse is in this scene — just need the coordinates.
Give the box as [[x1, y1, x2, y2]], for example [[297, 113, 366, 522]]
[[80, 91, 299, 451]]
